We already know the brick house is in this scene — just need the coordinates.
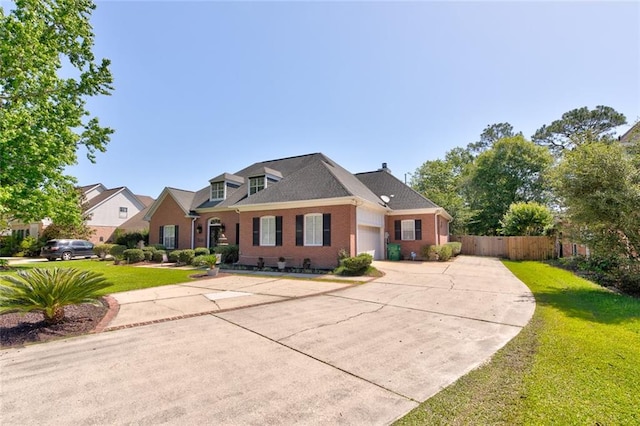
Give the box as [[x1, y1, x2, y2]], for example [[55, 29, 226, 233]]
[[144, 153, 451, 269]]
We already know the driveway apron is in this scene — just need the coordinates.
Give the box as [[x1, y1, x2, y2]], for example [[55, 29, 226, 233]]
[[0, 256, 535, 425]]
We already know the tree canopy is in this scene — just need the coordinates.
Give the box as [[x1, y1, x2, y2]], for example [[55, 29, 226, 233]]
[[532, 105, 626, 155], [553, 141, 640, 261], [0, 0, 113, 227], [465, 136, 553, 235], [411, 147, 474, 235]]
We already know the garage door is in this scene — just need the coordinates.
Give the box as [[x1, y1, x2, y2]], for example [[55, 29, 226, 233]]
[[357, 225, 383, 260]]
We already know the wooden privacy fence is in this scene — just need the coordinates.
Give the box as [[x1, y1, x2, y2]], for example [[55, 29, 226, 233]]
[[453, 235, 556, 260]]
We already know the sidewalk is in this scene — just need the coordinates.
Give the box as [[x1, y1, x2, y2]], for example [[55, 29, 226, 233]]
[[105, 271, 360, 329]]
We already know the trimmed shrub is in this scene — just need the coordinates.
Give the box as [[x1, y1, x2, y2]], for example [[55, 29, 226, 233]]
[[94, 244, 115, 259], [168, 250, 181, 263], [178, 249, 195, 265], [339, 253, 373, 276], [437, 244, 453, 262], [109, 245, 127, 261], [446, 242, 462, 256], [194, 247, 209, 257], [123, 249, 145, 264], [421, 245, 439, 261], [141, 246, 157, 262], [151, 244, 166, 251], [213, 245, 239, 264], [152, 250, 167, 263]]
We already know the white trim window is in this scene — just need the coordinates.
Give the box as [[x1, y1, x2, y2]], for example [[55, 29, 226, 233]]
[[249, 176, 265, 195], [163, 225, 176, 249], [260, 216, 276, 246], [304, 213, 323, 246], [401, 220, 416, 241], [119, 207, 128, 218], [210, 182, 225, 200]]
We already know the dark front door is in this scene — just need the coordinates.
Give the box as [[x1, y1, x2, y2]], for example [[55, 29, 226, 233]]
[[209, 225, 221, 249]]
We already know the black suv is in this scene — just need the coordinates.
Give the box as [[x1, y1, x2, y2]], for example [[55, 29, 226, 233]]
[[41, 239, 95, 261]]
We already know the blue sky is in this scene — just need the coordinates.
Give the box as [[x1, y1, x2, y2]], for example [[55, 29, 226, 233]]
[[59, 1, 639, 197]]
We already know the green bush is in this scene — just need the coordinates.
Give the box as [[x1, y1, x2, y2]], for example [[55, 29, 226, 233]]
[[421, 245, 439, 261], [151, 244, 166, 251], [141, 246, 157, 262], [446, 242, 462, 256], [20, 235, 41, 257], [194, 247, 209, 257], [437, 244, 453, 262], [0, 235, 21, 256], [339, 253, 373, 276], [109, 245, 127, 260], [152, 250, 167, 263], [178, 249, 195, 265], [122, 249, 145, 263], [168, 250, 180, 263], [114, 230, 149, 249], [94, 244, 115, 259], [213, 245, 239, 264]]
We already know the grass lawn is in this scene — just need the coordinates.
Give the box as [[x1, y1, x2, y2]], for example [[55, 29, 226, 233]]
[[0, 260, 199, 295], [396, 261, 640, 425]]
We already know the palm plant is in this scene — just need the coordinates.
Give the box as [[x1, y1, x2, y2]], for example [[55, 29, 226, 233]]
[[0, 268, 111, 324]]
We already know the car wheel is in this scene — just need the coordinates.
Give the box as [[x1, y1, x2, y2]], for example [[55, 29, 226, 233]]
[[62, 252, 72, 261]]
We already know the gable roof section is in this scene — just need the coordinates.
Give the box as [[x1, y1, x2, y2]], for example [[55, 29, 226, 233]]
[[208, 173, 244, 185], [619, 122, 640, 146], [355, 170, 448, 214], [83, 186, 147, 213], [144, 187, 197, 221]]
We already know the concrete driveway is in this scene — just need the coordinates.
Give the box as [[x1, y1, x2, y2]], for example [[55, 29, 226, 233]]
[[0, 256, 535, 425]]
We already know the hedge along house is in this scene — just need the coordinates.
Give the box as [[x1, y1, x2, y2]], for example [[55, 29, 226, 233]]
[[144, 153, 451, 269]]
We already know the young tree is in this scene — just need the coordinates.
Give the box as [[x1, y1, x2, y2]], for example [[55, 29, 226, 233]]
[[0, 0, 113, 228], [532, 105, 626, 155], [500, 201, 554, 236], [553, 141, 640, 260], [465, 136, 553, 235]]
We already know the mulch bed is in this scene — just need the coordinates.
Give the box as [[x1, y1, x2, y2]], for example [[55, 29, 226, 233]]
[[0, 299, 110, 348]]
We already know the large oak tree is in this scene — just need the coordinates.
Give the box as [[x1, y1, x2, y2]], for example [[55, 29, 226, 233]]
[[0, 0, 113, 228]]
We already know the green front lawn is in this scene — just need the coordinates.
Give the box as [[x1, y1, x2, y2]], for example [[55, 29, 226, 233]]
[[396, 261, 640, 425], [0, 260, 198, 295]]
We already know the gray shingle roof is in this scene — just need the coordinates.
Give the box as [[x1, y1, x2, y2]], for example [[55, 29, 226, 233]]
[[355, 170, 440, 210], [163, 153, 442, 215], [231, 153, 385, 207]]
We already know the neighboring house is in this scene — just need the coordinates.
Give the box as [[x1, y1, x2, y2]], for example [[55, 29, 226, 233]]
[[145, 153, 451, 269], [80, 184, 154, 243], [7, 184, 154, 244], [619, 121, 640, 147]]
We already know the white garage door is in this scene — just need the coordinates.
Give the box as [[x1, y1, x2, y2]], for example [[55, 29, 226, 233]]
[[357, 225, 383, 260]]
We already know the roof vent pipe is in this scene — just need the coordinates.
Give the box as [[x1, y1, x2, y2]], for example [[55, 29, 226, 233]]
[[379, 162, 391, 173]]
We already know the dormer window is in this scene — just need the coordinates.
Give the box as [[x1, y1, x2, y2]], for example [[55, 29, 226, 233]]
[[210, 182, 225, 200], [249, 176, 265, 195]]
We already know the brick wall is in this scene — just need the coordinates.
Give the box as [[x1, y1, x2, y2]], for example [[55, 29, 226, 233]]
[[238, 204, 356, 269], [148, 196, 195, 250], [193, 211, 240, 249], [386, 213, 443, 260]]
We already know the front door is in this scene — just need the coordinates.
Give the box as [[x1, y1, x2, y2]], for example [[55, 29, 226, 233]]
[[208, 225, 221, 249]]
